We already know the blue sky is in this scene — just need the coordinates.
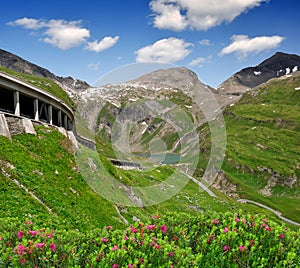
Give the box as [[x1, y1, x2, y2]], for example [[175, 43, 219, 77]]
[[1, 0, 299, 88]]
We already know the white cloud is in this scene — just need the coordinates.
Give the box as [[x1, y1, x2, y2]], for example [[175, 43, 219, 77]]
[[150, 0, 268, 31], [189, 56, 212, 67], [219, 35, 285, 58], [135, 37, 193, 63], [8, 17, 44, 29], [43, 20, 90, 50], [199, 39, 211, 46], [88, 61, 101, 71], [150, 0, 188, 31], [8, 17, 118, 52], [86, 36, 119, 53]]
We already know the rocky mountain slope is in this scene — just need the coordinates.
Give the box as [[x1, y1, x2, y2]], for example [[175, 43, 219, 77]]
[[0, 49, 90, 92], [218, 52, 300, 95]]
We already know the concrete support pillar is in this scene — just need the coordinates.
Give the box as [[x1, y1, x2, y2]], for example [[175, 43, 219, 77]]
[[48, 105, 53, 124], [57, 110, 62, 127], [14, 91, 20, 116], [34, 99, 39, 121], [64, 114, 68, 129]]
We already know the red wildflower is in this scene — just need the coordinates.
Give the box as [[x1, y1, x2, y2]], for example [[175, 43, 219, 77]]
[[18, 230, 24, 239], [168, 252, 175, 257], [50, 243, 56, 252], [249, 240, 255, 247], [20, 258, 26, 265], [160, 224, 167, 233]]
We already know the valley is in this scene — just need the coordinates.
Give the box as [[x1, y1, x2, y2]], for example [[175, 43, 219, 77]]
[[0, 49, 299, 267]]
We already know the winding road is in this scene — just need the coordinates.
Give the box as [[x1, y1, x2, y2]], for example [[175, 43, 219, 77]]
[[237, 199, 300, 227], [177, 170, 300, 227]]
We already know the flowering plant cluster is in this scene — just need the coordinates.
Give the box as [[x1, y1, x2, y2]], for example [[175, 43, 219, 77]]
[[0, 211, 299, 267]]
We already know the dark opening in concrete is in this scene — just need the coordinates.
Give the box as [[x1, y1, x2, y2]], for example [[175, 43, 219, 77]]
[[20, 93, 34, 119], [0, 87, 14, 113]]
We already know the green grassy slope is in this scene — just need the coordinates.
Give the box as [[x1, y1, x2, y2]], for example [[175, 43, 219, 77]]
[[219, 74, 300, 222], [0, 127, 121, 230], [1, 124, 285, 232]]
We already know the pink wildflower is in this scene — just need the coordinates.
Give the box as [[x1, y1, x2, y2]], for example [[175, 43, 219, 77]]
[[265, 226, 272, 231], [112, 245, 118, 251], [17, 244, 27, 255], [212, 219, 219, 225], [50, 243, 56, 252], [238, 245, 246, 252], [20, 258, 26, 265], [112, 264, 119, 268], [129, 225, 139, 233], [35, 242, 45, 249], [18, 230, 24, 239], [145, 224, 156, 231], [154, 244, 160, 249], [223, 227, 229, 233], [106, 226, 112, 230], [102, 237, 108, 243], [124, 235, 129, 241], [168, 252, 175, 257], [28, 230, 39, 237], [152, 215, 160, 219], [242, 218, 247, 224], [223, 245, 230, 251], [234, 217, 240, 223], [278, 233, 285, 239], [128, 264, 134, 268], [160, 224, 167, 233], [47, 233, 53, 238]]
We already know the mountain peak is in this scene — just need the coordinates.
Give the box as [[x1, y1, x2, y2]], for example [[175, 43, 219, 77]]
[[218, 51, 300, 94]]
